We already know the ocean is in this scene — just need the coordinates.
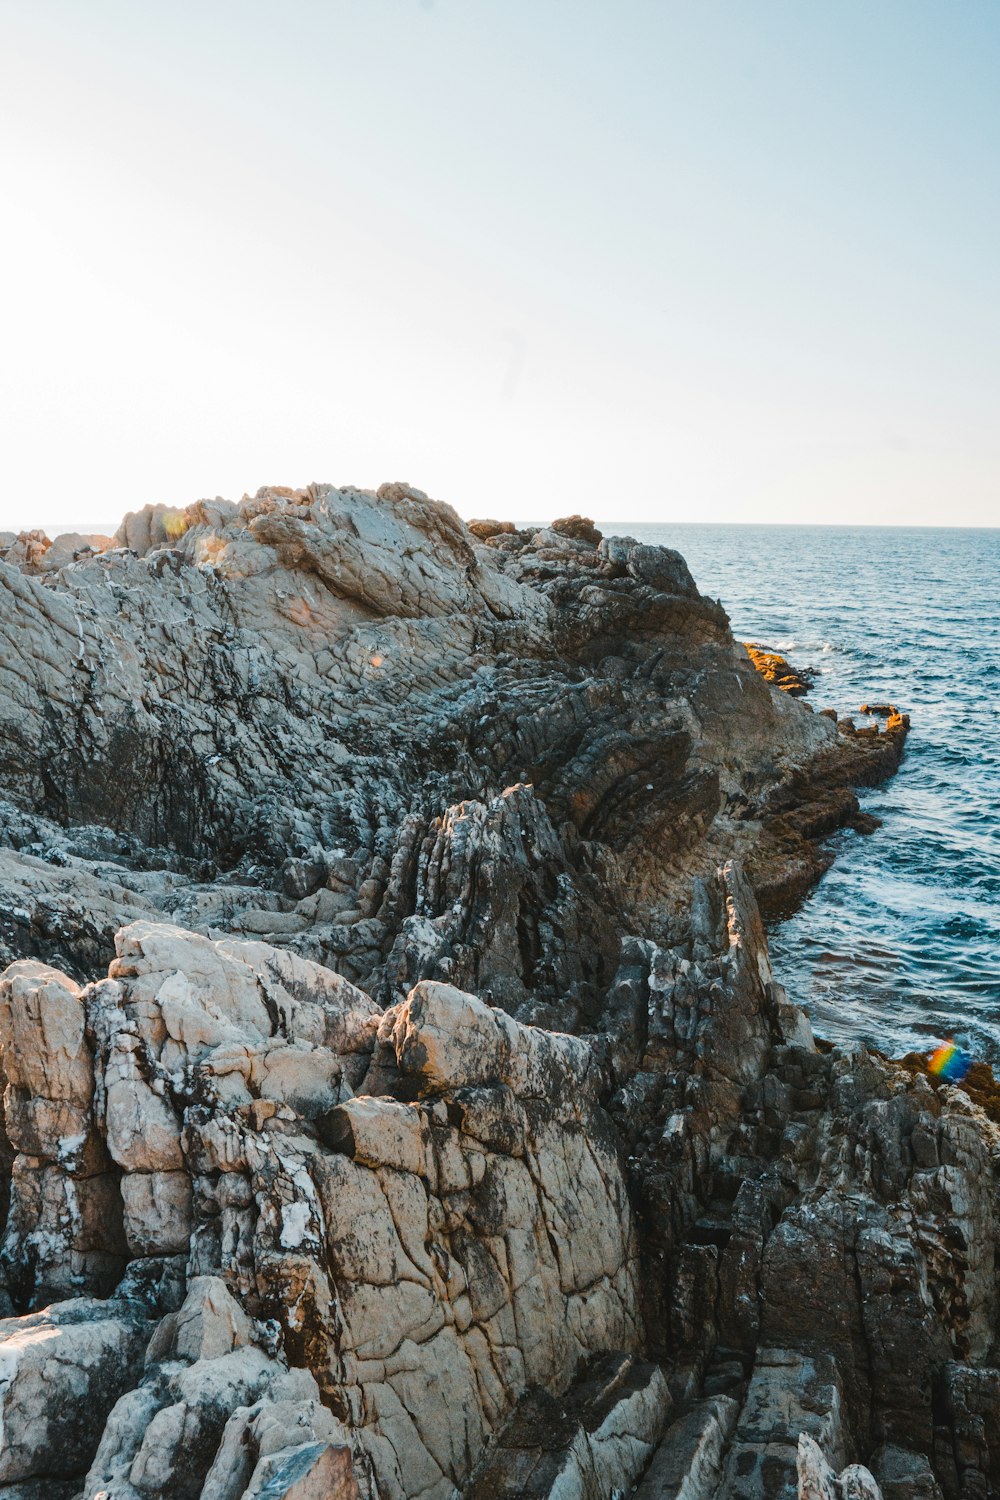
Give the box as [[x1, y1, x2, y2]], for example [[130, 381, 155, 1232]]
[[41, 515, 1000, 1061], [618, 523, 1000, 1063]]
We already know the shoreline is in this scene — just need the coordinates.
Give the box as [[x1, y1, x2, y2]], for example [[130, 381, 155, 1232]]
[[0, 490, 989, 1500]]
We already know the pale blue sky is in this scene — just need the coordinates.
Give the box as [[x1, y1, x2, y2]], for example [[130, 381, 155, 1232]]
[[2, 1, 998, 529]]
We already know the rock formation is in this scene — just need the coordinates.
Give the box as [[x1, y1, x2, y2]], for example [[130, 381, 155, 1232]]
[[0, 484, 984, 1500], [743, 644, 815, 699]]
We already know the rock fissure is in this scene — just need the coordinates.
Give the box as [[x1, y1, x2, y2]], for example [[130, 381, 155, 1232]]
[[2, 490, 983, 1500]]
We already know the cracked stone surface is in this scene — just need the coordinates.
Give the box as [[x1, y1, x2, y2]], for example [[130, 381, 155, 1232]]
[[0, 487, 978, 1500]]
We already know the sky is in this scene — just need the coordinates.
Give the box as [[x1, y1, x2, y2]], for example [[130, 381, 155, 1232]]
[[2, 1, 998, 531]]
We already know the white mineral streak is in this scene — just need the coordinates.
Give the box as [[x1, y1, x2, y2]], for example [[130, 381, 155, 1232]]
[[0, 925, 640, 1498], [0, 488, 958, 1500]]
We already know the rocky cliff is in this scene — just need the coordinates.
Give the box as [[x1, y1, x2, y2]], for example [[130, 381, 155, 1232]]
[[0, 486, 986, 1500]]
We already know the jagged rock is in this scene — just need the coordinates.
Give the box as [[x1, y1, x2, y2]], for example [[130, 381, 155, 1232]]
[[466, 1353, 670, 1499], [0, 960, 96, 1163], [248, 1442, 359, 1500], [0, 531, 51, 570], [3, 835, 980, 1498], [717, 1347, 847, 1497], [797, 1434, 842, 1500], [304, 980, 640, 1495], [0, 933, 640, 1497], [797, 1435, 884, 1500], [467, 519, 515, 540], [941, 1360, 1000, 1496], [0, 960, 124, 1304], [0, 485, 892, 996], [551, 514, 603, 546], [30, 532, 112, 573], [634, 1394, 738, 1498], [200, 1386, 353, 1500], [145, 1275, 255, 1364], [840, 1469, 885, 1500], [82, 1278, 346, 1500], [0, 1295, 153, 1482], [0, 485, 942, 1498], [744, 643, 815, 698]]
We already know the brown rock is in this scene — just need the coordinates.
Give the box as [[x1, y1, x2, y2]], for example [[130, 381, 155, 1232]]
[[551, 514, 603, 545], [467, 519, 516, 539]]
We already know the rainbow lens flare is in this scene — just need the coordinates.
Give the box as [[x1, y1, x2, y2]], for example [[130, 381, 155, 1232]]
[[928, 1042, 972, 1083]]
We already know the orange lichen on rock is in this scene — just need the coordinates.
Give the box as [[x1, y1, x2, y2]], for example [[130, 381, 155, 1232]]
[[744, 642, 813, 697], [468, 518, 516, 540]]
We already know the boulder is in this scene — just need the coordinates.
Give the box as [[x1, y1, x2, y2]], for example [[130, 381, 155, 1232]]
[[551, 514, 603, 546], [0, 1297, 152, 1481]]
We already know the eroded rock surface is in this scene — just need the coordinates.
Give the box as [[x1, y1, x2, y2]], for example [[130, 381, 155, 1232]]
[[1, 485, 976, 1500], [0, 923, 639, 1498], [0, 484, 900, 989]]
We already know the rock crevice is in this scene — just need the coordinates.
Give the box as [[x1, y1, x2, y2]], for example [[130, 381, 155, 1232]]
[[0, 487, 969, 1500]]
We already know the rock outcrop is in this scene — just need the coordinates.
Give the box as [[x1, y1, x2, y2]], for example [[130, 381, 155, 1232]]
[[0, 485, 901, 990], [2, 484, 976, 1500], [744, 643, 815, 698], [0, 922, 640, 1498]]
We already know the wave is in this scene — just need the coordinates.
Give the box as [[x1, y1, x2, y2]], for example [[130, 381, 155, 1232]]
[[633, 521, 1000, 1063]]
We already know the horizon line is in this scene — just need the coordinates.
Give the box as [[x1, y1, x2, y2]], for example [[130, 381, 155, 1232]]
[[18, 515, 1000, 538]]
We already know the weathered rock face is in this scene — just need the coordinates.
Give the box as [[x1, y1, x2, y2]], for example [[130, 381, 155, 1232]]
[[0, 923, 639, 1498], [608, 883, 1000, 1500], [1, 484, 971, 1500], [2, 859, 989, 1498], [0, 483, 895, 994]]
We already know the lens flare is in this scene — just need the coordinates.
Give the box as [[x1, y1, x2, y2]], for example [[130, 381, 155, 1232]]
[[928, 1041, 972, 1083]]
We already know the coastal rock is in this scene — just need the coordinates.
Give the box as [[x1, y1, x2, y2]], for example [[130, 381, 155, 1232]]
[[0, 483, 886, 993], [0, 1295, 153, 1482], [0, 484, 938, 1497], [797, 1435, 884, 1500], [0, 929, 639, 1497], [633, 1395, 738, 1498], [1, 857, 981, 1497], [744, 642, 815, 697], [465, 1353, 671, 1499], [550, 514, 603, 546], [466, 519, 515, 540]]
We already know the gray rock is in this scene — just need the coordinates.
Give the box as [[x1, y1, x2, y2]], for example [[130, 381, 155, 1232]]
[[872, 1445, 943, 1500], [634, 1395, 738, 1499], [0, 1296, 152, 1481], [0, 485, 949, 1498]]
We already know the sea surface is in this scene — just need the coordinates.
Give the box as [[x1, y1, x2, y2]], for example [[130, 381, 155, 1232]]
[[41, 516, 1000, 1060], [616, 523, 1000, 1063]]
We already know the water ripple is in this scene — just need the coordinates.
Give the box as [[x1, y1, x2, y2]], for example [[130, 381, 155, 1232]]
[[626, 522, 1000, 1061]]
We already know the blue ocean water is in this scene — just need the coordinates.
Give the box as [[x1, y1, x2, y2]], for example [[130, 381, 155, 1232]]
[[617, 523, 1000, 1062]]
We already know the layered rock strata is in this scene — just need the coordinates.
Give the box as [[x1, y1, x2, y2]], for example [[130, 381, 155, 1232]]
[[0, 486, 980, 1500], [0, 487, 901, 987]]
